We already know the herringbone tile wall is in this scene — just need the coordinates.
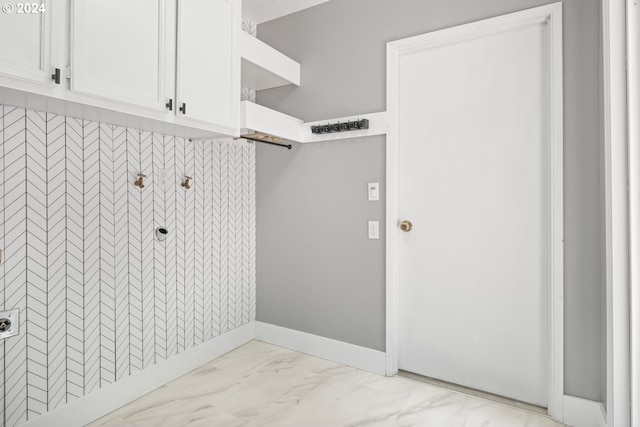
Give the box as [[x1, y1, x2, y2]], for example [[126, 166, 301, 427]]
[[0, 104, 256, 427]]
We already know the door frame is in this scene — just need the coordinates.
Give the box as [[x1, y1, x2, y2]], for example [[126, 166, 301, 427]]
[[385, 3, 564, 420], [630, 0, 640, 423], [606, 0, 637, 425]]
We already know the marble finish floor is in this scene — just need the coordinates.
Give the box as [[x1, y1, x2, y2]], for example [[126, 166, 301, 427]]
[[89, 341, 567, 427]]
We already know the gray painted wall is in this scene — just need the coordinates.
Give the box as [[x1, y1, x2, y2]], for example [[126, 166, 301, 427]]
[[256, 0, 604, 401]]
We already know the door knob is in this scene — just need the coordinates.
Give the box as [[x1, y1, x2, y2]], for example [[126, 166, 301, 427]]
[[400, 220, 413, 232]]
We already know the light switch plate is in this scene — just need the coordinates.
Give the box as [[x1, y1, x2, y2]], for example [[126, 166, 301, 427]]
[[368, 183, 379, 201], [368, 221, 380, 239]]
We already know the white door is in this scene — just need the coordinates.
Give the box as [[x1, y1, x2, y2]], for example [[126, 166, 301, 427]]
[[0, 0, 61, 85], [396, 7, 562, 407], [71, 0, 175, 111], [176, 0, 240, 129]]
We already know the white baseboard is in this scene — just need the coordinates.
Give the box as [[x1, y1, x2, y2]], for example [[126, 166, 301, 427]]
[[20, 321, 601, 427], [21, 322, 255, 427], [563, 395, 607, 427], [254, 321, 386, 375]]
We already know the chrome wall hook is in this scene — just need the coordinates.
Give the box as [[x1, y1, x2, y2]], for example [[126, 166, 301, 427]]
[[134, 173, 147, 189], [181, 175, 192, 190]]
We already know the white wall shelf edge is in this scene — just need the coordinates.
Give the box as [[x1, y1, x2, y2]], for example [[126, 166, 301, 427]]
[[240, 31, 300, 91], [241, 100, 305, 140], [241, 100, 388, 143]]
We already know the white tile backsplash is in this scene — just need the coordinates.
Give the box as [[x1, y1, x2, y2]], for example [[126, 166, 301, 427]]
[[0, 104, 256, 427]]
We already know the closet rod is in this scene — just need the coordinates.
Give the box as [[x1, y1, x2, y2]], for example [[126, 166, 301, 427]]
[[189, 133, 292, 150], [239, 135, 292, 150]]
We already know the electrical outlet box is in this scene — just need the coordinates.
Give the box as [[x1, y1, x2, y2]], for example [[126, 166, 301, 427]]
[[368, 221, 380, 239], [0, 309, 19, 339], [158, 169, 169, 190]]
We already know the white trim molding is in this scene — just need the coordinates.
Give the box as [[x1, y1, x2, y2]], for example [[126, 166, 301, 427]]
[[627, 1, 640, 426], [21, 323, 255, 427], [564, 395, 608, 427], [602, 1, 632, 426], [385, 3, 564, 421], [254, 322, 386, 375]]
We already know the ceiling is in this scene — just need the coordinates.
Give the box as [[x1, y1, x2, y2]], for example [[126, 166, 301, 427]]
[[242, 0, 332, 24]]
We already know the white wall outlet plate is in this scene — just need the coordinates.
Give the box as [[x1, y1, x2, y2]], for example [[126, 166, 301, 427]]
[[368, 182, 379, 201], [158, 169, 169, 190], [368, 221, 380, 239], [0, 308, 20, 339]]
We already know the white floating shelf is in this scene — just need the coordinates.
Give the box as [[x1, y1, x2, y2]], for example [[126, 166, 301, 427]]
[[240, 32, 300, 91], [241, 101, 388, 143], [241, 101, 304, 140]]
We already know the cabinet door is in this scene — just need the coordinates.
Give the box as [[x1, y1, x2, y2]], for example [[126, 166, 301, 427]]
[[176, 0, 240, 131], [0, 0, 58, 85], [71, 0, 175, 111]]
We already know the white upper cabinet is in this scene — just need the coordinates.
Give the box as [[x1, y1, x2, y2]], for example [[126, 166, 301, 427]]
[[70, 0, 240, 134], [71, 0, 176, 112], [0, 0, 65, 86], [0, 0, 243, 136], [176, 0, 240, 131]]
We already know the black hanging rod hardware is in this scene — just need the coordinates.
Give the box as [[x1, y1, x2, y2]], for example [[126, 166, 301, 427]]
[[311, 118, 369, 135], [234, 132, 292, 150], [189, 133, 291, 150], [241, 136, 292, 150]]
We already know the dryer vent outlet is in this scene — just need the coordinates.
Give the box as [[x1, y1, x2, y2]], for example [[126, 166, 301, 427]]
[[156, 227, 169, 242]]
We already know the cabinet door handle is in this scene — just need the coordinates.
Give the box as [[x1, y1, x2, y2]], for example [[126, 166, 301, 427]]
[[51, 68, 61, 85], [166, 99, 173, 111], [179, 103, 186, 115]]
